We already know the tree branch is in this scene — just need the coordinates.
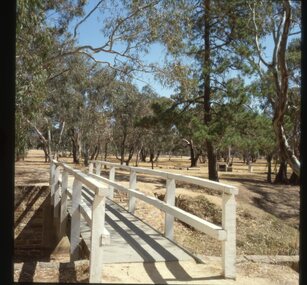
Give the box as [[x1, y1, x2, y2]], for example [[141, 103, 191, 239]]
[[249, 2, 271, 68], [73, 0, 104, 38]]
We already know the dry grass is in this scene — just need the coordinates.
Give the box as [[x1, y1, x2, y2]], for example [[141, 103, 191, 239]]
[[15, 150, 300, 259], [170, 194, 299, 257]]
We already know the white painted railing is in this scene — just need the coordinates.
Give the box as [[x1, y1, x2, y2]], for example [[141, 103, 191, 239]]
[[50, 160, 110, 283], [89, 160, 239, 279]]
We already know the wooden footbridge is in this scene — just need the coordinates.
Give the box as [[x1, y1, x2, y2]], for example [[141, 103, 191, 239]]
[[50, 160, 238, 283]]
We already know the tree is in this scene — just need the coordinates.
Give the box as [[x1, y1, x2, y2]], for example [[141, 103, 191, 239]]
[[245, 0, 301, 178], [16, 0, 87, 160], [124, 0, 257, 180]]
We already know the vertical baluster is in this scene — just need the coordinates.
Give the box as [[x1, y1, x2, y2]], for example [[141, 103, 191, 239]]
[[59, 171, 68, 238], [108, 166, 115, 199], [70, 178, 82, 261], [165, 177, 176, 240], [50, 162, 56, 205], [53, 166, 61, 218], [128, 170, 137, 213], [89, 162, 94, 174], [89, 194, 109, 283], [95, 162, 101, 176], [222, 192, 236, 279]]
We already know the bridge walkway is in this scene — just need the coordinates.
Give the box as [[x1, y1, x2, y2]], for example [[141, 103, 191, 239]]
[[66, 176, 197, 265]]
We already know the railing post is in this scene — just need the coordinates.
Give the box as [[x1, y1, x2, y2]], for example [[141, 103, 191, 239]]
[[89, 162, 94, 174], [59, 171, 68, 239], [50, 162, 56, 205], [128, 170, 137, 213], [95, 162, 101, 176], [222, 192, 236, 279], [53, 166, 61, 218], [108, 166, 115, 199], [89, 194, 110, 283], [70, 178, 82, 261], [165, 178, 176, 240]]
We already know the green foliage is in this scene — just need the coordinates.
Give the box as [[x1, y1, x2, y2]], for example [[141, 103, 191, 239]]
[[16, 0, 300, 170]]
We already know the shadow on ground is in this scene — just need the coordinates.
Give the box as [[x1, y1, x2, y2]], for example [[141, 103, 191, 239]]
[[223, 176, 299, 228]]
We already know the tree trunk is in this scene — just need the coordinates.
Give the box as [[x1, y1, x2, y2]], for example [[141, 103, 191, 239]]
[[120, 133, 127, 165], [104, 142, 108, 161], [140, 147, 147, 162], [227, 145, 231, 165], [203, 0, 218, 181], [207, 141, 218, 180], [71, 130, 81, 164], [83, 145, 89, 166], [183, 139, 199, 167], [124, 147, 134, 166], [135, 149, 140, 167], [273, 120, 300, 177], [54, 121, 65, 160], [90, 143, 100, 161], [270, 0, 300, 178], [103, 141, 108, 169], [95, 150, 100, 160], [289, 171, 300, 185], [266, 154, 272, 183], [274, 159, 288, 184], [149, 151, 155, 163], [42, 145, 49, 163], [190, 148, 199, 167], [47, 125, 52, 162], [154, 150, 160, 162], [189, 141, 196, 167]]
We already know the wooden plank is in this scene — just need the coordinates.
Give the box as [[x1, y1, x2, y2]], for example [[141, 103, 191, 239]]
[[59, 171, 68, 238], [50, 163, 56, 205], [88, 173, 128, 193], [131, 190, 226, 241], [222, 193, 237, 278], [108, 166, 115, 199], [89, 173, 226, 240], [59, 163, 110, 196], [78, 200, 195, 264], [89, 160, 238, 195], [70, 178, 82, 261], [80, 200, 92, 227], [165, 178, 176, 240], [89, 195, 108, 283], [165, 173, 238, 195], [53, 167, 61, 217], [95, 162, 101, 176], [128, 170, 137, 214]]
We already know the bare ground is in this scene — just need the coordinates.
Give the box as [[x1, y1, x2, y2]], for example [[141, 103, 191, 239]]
[[14, 149, 300, 283]]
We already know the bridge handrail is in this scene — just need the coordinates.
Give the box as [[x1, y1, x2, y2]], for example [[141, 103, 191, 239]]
[[52, 160, 109, 196], [89, 160, 238, 279], [89, 160, 238, 195], [88, 172, 226, 241], [50, 160, 110, 282]]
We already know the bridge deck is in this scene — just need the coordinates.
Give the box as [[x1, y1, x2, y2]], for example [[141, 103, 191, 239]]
[[66, 177, 196, 264]]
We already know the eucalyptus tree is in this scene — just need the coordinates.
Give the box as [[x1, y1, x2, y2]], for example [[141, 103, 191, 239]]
[[247, 32, 301, 183], [111, 0, 257, 181], [136, 95, 182, 168], [16, 0, 50, 159], [239, 0, 301, 178], [16, 0, 87, 160], [109, 82, 149, 165]]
